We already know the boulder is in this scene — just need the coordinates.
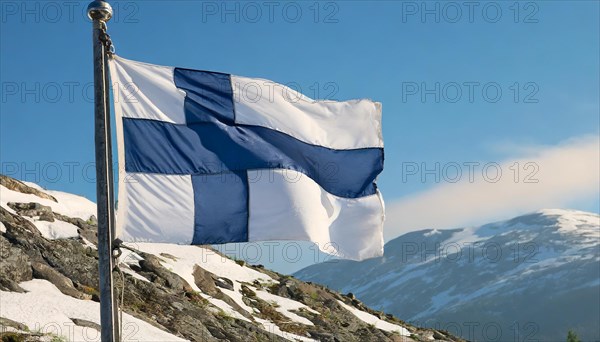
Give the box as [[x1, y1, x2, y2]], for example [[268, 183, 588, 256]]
[[31, 261, 90, 300], [139, 254, 193, 293], [7, 202, 54, 222]]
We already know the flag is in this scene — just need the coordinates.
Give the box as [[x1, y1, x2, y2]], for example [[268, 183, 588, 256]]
[[108, 56, 384, 260]]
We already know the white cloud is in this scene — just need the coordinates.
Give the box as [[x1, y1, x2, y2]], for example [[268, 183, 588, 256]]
[[384, 135, 600, 240]]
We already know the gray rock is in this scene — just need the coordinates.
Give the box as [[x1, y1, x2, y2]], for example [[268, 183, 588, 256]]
[[78, 228, 98, 246], [139, 253, 193, 292], [70, 318, 101, 331], [1, 206, 42, 237], [214, 277, 234, 291], [160, 253, 178, 261], [31, 261, 90, 300], [192, 265, 219, 296], [0, 235, 32, 284], [171, 301, 185, 311], [307, 330, 336, 342], [0, 317, 29, 331], [0, 278, 26, 293], [0, 175, 57, 202], [433, 330, 446, 339], [7, 202, 54, 222]]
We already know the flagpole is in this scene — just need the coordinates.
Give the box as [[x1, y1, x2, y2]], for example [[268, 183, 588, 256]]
[[87, 1, 119, 341]]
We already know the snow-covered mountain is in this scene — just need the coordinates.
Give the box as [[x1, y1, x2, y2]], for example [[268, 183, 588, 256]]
[[295, 209, 600, 341], [0, 174, 463, 342]]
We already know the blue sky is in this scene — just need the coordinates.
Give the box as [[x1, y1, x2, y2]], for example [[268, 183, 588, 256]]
[[1, 1, 598, 273]]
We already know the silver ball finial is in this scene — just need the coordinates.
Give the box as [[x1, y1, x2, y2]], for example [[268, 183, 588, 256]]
[[87, 1, 113, 21]]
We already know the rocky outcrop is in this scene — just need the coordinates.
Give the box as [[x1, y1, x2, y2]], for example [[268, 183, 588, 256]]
[[0, 175, 57, 202], [7, 202, 55, 222], [0, 175, 463, 342], [31, 261, 90, 300]]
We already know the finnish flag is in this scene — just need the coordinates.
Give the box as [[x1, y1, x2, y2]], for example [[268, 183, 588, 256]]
[[109, 56, 385, 260]]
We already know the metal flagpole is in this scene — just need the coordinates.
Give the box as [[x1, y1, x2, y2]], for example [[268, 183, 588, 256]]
[[87, 1, 120, 341]]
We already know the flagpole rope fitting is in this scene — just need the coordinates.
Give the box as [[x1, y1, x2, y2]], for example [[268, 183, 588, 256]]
[[112, 238, 123, 262], [99, 25, 116, 57], [87, 1, 115, 56]]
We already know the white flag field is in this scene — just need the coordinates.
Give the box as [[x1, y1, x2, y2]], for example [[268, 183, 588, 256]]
[[109, 56, 385, 260]]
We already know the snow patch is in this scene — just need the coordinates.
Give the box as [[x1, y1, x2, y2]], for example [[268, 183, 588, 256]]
[[255, 290, 317, 326], [204, 295, 251, 322], [81, 237, 97, 250], [444, 226, 479, 246], [122, 243, 281, 327], [22, 181, 45, 191], [336, 300, 410, 336], [1, 202, 18, 215], [0, 185, 96, 221], [221, 283, 254, 314], [424, 229, 441, 237], [0, 279, 187, 341], [26, 218, 79, 240], [117, 250, 149, 283], [120, 265, 150, 283], [126, 243, 274, 293]]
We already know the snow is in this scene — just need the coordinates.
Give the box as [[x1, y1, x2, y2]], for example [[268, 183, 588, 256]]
[[444, 226, 480, 246], [81, 237, 97, 250], [0, 182, 96, 240], [541, 209, 600, 237], [190, 248, 273, 284], [0, 279, 188, 342], [0, 184, 96, 221], [119, 265, 150, 283], [123, 243, 200, 293], [121, 243, 325, 338], [221, 283, 255, 314], [254, 317, 316, 342], [424, 229, 441, 237], [336, 300, 410, 336], [125, 243, 274, 293], [0, 221, 5, 233], [1, 193, 82, 240], [202, 291, 250, 321], [117, 250, 150, 283], [121, 243, 280, 327], [22, 181, 45, 191], [118, 249, 144, 268], [255, 290, 317, 326], [44, 189, 97, 220], [204, 296, 252, 322], [0, 202, 17, 215], [117, 244, 255, 324], [539, 208, 598, 222], [25, 217, 80, 240]]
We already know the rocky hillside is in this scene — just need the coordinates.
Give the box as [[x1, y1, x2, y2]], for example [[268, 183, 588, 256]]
[[295, 209, 600, 341], [0, 175, 462, 342]]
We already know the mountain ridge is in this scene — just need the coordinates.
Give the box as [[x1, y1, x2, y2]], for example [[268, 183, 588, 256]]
[[295, 209, 600, 341]]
